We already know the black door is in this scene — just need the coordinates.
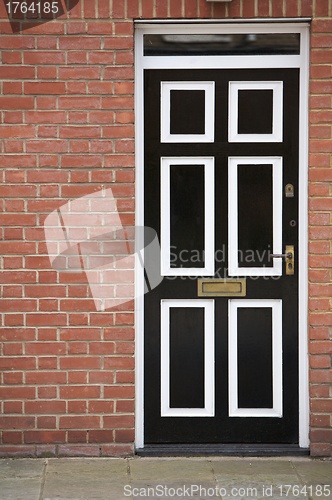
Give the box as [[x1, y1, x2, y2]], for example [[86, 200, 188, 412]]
[[144, 68, 299, 445]]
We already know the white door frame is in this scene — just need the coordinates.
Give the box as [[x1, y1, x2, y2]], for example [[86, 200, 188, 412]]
[[134, 20, 310, 450]]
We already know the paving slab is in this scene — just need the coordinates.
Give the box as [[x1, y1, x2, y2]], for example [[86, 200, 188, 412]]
[[0, 459, 45, 500], [42, 458, 129, 500]]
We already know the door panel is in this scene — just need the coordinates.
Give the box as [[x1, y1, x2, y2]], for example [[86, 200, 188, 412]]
[[144, 68, 299, 445]]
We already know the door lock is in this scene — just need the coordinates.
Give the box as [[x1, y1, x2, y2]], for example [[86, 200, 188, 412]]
[[269, 245, 294, 275]]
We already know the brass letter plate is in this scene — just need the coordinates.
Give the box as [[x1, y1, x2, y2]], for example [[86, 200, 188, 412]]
[[198, 279, 246, 297]]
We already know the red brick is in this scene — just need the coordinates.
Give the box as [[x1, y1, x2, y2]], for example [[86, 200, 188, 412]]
[[3, 312, 22, 325], [101, 444, 133, 456], [309, 327, 330, 340], [310, 355, 331, 369], [0, 66, 34, 79], [3, 372, 23, 385], [311, 399, 332, 412], [103, 415, 134, 428], [142, 0, 154, 17], [309, 341, 332, 354], [26, 314, 67, 327], [59, 37, 101, 50], [58, 444, 100, 456], [59, 96, 101, 109], [60, 386, 100, 399], [67, 343, 88, 355], [88, 430, 113, 443], [3, 82, 22, 95], [114, 21, 134, 36], [0, 384, 36, 399], [311, 444, 332, 457], [37, 358, 58, 370], [229, 0, 242, 17], [3, 343, 23, 355], [88, 371, 115, 384], [103, 37, 133, 50], [88, 401, 115, 413], [59, 126, 100, 139], [25, 342, 66, 356], [38, 387, 57, 399], [112, 0, 125, 18], [2, 432, 23, 445], [103, 386, 134, 399], [59, 67, 101, 80], [25, 371, 66, 385], [0, 416, 35, 430], [37, 416, 56, 429], [88, 52, 115, 65], [24, 52, 65, 64], [310, 385, 330, 398], [59, 357, 101, 370], [0, 97, 34, 109], [25, 401, 66, 414], [24, 431, 66, 444], [26, 140, 68, 153], [86, 22, 111, 35], [0, 357, 36, 371], [310, 429, 332, 443], [3, 401, 23, 414], [59, 416, 101, 429], [310, 414, 331, 427], [114, 429, 135, 443], [310, 369, 332, 382], [2, 53, 22, 64], [116, 400, 135, 413], [198, 0, 212, 17], [67, 431, 87, 443], [102, 96, 134, 110], [67, 401, 87, 413]]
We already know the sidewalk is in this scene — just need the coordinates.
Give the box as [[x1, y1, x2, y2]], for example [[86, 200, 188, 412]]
[[0, 456, 331, 500]]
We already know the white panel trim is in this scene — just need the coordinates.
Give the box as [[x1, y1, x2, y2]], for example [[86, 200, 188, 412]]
[[161, 81, 215, 143], [229, 299, 283, 417], [161, 157, 215, 276], [228, 156, 283, 277], [229, 81, 283, 143], [161, 299, 215, 417]]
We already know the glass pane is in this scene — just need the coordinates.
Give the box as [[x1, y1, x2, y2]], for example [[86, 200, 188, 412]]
[[237, 307, 273, 409], [170, 165, 205, 268], [144, 33, 300, 56], [170, 307, 205, 408], [238, 90, 273, 134], [170, 90, 205, 135], [238, 164, 273, 267]]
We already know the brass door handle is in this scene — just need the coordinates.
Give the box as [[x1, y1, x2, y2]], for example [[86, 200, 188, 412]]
[[269, 252, 293, 259], [270, 245, 294, 275]]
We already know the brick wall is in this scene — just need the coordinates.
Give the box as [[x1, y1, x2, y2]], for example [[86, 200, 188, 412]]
[[0, 0, 331, 457]]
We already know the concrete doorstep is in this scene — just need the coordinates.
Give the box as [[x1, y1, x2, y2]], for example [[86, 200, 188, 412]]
[[0, 456, 331, 500]]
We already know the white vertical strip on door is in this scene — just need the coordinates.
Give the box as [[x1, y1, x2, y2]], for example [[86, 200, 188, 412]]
[[161, 299, 215, 417], [228, 81, 283, 143], [228, 156, 283, 277], [160, 81, 215, 143], [228, 299, 283, 417], [161, 156, 215, 276]]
